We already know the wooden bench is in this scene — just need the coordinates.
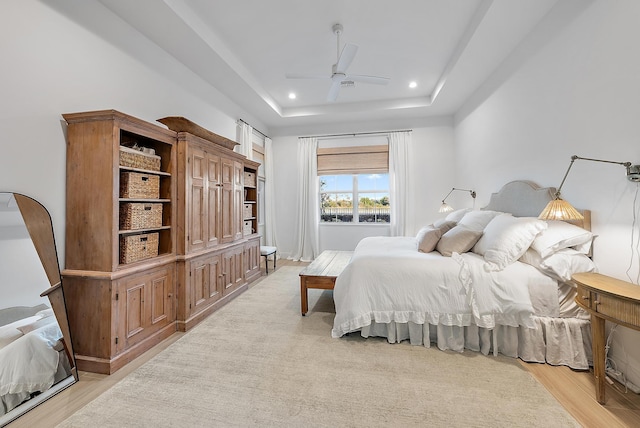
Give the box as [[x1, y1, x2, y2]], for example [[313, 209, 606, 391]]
[[299, 250, 353, 316]]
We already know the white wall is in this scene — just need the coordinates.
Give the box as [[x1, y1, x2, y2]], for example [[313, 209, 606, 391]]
[[455, 0, 640, 387], [0, 224, 50, 309], [0, 0, 265, 267], [271, 126, 456, 258]]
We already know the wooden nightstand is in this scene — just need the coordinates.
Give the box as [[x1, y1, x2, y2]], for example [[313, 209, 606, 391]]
[[572, 272, 640, 404]]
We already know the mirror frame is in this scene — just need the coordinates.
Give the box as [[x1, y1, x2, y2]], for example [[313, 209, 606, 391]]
[[0, 193, 77, 426], [13, 194, 78, 381]]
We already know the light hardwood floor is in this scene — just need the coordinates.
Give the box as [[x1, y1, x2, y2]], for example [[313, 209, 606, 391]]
[[8, 259, 640, 428]]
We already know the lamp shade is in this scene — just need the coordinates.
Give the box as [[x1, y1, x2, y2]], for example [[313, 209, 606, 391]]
[[439, 202, 454, 213], [538, 198, 584, 221]]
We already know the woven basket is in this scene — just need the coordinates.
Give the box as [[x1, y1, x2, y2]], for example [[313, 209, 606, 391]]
[[120, 203, 163, 230], [119, 232, 159, 264], [120, 172, 160, 199], [243, 203, 253, 219], [243, 221, 253, 236], [244, 171, 256, 187], [119, 146, 161, 171]]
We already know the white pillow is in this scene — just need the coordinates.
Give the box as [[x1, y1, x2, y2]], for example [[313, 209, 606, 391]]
[[36, 308, 54, 319], [0, 325, 23, 349], [416, 226, 442, 253], [530, 220, 593, 258], [475, 214, 547, 270], [0, 315, 41, 349], [520, 248, 597, 282], [457, 210, 504, 232], [444, 208, 472, 223]]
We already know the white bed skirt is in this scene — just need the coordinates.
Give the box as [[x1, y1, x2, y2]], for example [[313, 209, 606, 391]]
[[358, 316, 592, 370]]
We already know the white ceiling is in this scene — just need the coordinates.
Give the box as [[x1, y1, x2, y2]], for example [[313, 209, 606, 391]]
[[96, 0, 566, 133]]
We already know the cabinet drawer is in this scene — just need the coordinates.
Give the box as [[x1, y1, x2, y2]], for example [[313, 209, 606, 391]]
[[595, 292, 640, 326], [575, 284, 593, 310]]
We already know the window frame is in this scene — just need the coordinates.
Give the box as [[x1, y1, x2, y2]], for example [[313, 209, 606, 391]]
[[319, 173, 390, 224]]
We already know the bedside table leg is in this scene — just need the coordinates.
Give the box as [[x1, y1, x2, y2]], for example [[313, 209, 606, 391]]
[[592, 316, 606, 404]]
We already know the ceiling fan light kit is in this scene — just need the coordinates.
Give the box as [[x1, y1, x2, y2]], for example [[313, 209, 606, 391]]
[[285, 23, 390, 102]]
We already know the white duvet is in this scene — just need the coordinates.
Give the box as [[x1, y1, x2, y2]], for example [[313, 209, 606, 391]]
[[0, 320, 62, 415], [332, 237, 552, 338]]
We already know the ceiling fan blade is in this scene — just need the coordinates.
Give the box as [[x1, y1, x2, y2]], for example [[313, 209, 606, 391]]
[[285, 73, 329, 80], [348, 74, 390, 85], [327, 80, 341, 102], [336, 43, 358, 72]]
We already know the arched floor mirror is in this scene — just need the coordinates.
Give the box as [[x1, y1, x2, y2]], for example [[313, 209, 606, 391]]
[[0, 193, 77, 426]]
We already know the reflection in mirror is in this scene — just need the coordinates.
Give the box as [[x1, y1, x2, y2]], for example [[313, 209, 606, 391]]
[[0, 193, 77, 426]]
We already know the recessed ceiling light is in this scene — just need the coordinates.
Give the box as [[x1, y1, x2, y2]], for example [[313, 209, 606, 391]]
[[409, 81, 417, 89], [288, 92, 296, 99]]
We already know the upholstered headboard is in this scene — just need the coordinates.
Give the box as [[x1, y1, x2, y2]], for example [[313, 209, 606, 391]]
[[483, 180, 591, 231]]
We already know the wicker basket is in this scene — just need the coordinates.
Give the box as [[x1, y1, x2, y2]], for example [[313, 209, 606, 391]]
[[120, 171, 160, 199], [243, 221, 253, 236], [119, 146, 161, 171], [120, 203, 163, 230], [243, 203, 253, 219], [244, 171, 256, 187], [119, 232, 159, 264]]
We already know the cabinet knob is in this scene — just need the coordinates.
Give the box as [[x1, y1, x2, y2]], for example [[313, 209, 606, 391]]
[[581, 295, 590, 300], [594, 300, 600, 305]]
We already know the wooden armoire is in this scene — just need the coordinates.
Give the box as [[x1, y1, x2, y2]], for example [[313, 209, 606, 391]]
[[62, 110, 260, 374]]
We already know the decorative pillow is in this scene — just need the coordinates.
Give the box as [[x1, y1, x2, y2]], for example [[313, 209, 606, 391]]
[[433, 219, 457, 234], [416, 226, 442, 253], [444, 208, 473, 223], [474, 214, 547, 270], [17, 315, 56, 335], [530, 220, 593, 258], [520, 248, 596, 282], [457, 210, 504, 232], [436, 226, 483, 257]]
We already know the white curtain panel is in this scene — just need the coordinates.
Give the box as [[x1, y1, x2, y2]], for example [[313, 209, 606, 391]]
[[291, 137, 319, 261], [236, 122, 253, 160], [264, 137, 278, 253], [388, 131, 412, 236]]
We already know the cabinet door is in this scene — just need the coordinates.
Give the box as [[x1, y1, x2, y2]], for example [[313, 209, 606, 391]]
[[233, 161, 244, 241], [206, 154, 221, 248], [221, 246, 245, 296], [220, 157, 235, 244], [116, 265, 175, 353], [187, 145, 207, 253], [190, 253, 222, 315], [244, 238, 260, 281]]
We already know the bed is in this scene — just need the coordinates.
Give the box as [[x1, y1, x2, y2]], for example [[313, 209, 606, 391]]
[[0, 305, 72, 416], [332, 181, 596, 369]]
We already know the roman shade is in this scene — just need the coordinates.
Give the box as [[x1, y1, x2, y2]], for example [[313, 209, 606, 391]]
[[317, 145, 389, 175]]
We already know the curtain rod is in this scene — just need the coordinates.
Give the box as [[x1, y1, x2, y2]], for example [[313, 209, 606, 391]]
[[237, 118, 269, 139], [299, 129, 412, 139]]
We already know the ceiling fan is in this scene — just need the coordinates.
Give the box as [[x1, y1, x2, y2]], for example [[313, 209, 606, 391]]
[[285, 23, 390, 102]]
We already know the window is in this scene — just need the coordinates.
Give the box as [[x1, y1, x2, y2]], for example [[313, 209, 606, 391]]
[[320, 173, 390, 223]]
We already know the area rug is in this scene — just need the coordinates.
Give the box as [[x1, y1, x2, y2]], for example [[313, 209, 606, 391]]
[[57, 266, 579, 428]]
